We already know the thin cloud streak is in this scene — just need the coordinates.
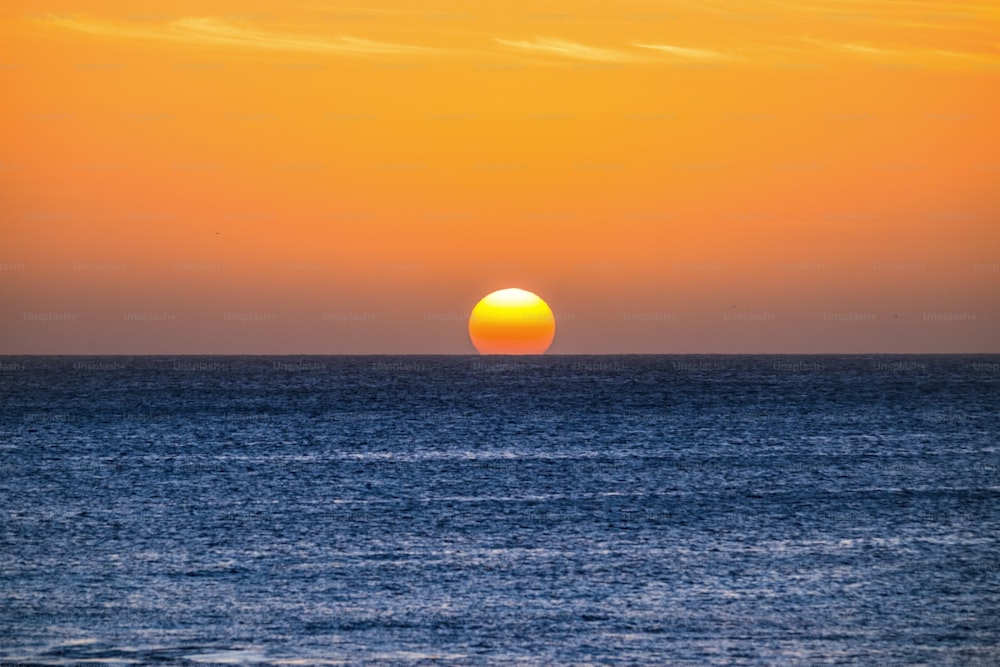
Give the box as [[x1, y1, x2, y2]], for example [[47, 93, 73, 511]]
[[802, 36, 999, 65], [632, 43, 730, 60], [43, 15, 442, 57], [495, 37, 645, 63]]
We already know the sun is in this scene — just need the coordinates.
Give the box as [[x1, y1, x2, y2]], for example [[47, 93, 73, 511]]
[[468, 288, 555, 355]]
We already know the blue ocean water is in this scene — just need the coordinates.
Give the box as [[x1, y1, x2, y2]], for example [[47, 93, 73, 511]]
[[1, 355, 998, 666]]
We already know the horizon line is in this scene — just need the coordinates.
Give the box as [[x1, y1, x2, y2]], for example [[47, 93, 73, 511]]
[[2, 353, 997, 357]]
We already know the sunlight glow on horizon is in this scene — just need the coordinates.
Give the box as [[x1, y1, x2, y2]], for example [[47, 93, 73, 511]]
[[469, 289, 556, 355]]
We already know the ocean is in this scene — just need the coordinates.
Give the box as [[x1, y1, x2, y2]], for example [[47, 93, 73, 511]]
[[1, 355, 998, 665]]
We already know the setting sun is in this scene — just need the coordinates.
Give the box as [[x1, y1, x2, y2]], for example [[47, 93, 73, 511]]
[[468, 288, 555, 355]]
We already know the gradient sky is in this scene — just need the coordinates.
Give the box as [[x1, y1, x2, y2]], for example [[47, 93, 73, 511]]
[[1, 0, 998, 353]]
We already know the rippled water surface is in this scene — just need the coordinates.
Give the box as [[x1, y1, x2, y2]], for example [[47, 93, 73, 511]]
[[1, 355, 998, 665]]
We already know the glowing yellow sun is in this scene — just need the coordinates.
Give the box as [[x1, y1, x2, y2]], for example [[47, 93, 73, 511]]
[[468, 288, 555, 355]]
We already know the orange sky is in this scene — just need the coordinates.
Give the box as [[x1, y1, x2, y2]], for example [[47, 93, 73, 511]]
[[1, 0, 998, 352]]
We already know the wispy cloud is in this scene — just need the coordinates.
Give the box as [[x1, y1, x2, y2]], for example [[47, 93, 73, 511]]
[[831, 41, 892, 55], [42, 15, 441, 57], [632, 43, 730, 60], [36, 12, 999, 69], [802, 36, 998, 65], [495, 37, 644, 63]]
